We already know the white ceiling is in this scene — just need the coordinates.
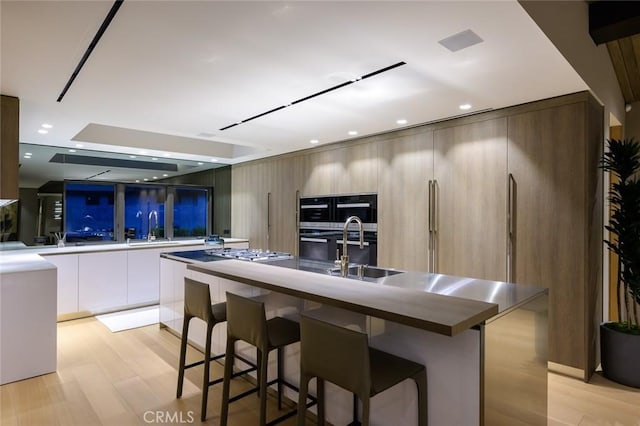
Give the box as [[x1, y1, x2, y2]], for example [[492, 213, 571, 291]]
[[2, 0, 588, 188]]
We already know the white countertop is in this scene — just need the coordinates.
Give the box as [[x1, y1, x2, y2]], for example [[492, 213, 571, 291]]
[[0, 238, 248, 274]]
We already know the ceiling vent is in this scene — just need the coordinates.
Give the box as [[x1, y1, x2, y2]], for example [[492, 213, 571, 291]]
[[438, 29, 484, 52]]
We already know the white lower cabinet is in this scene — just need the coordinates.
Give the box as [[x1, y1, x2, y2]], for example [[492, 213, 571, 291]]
[[78, 251, 128, 313], [43, 254, 79, 316], [127, 248, 162, 305]]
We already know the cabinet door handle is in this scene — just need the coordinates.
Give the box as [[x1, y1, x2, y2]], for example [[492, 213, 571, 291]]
[[507, 173, 516, 282], [427, 180, 433, 272], [295, 190, 300, 256], [432, 179, 438, 271], [267, 192, 271, 251]]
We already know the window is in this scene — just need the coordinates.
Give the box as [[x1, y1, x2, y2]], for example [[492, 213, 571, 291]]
[[124, 185, 166, 240], [64, 183, 115, 242], [173, 187, 208, 238]]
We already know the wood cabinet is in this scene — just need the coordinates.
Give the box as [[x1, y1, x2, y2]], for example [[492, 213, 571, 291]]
[[377, 131, 433, 270], [268, 156, 302, 254], [507, 98, 603, 378], [433, 118, 508, 281], [0, 95, 19, 199]]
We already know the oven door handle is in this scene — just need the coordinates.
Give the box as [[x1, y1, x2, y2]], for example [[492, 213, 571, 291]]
[[300, 204, 329, 209], [336, 203, 370, 208], [337, 240, 370, 246], [300, 237, 329, 243]]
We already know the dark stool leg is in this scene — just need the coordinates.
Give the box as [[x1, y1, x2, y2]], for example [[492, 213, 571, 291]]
[[413, 370, 428, 426], [296, 373, 310, 426], [361, 395, 370, 426], [277, 346, 284, 410], [256, 347, 262, 399], [258, 348, 269, 426], [176, 314, 191, 398], [220, 337, 236, 426], [200, 320, 214, 421]]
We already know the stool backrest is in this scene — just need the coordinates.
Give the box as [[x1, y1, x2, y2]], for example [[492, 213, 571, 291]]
[[184, 278, 213, 322], [225, 292, 269, 349], [300, 315, 371, 397]]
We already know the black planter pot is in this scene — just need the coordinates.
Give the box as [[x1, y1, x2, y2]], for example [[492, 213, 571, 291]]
[[600, 323, 640, 388]]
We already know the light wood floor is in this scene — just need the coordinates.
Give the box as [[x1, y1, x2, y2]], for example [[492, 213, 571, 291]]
[[1, 317, 639, 425]]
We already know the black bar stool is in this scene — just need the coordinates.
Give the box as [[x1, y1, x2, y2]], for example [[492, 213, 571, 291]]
[[176, 278, 256, 421], [296, 314, 428, 426], [220, 291, 315, 426]]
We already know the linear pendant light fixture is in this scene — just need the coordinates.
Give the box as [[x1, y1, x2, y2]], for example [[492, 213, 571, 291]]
[[57, 0, 124, 102], [219, 61, 407, 131]]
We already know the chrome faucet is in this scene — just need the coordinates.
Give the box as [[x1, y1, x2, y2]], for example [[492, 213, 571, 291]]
[[148, 210, 158, 242], [340, 215, 364, 277]]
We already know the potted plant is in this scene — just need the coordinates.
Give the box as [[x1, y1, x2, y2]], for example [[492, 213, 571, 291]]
[[600, 137, 640, 388]]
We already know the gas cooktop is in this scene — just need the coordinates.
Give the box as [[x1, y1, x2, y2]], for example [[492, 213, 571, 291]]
[[205, 248, 293, 262], [168, 248, 293, 263]]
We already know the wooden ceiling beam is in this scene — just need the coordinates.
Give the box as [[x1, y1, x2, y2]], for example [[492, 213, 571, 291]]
[[590, 1, 640, 45]]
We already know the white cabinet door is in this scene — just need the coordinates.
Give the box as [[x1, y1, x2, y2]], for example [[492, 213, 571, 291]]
[[78, 251, 128, 313], [159, 257, 175, 327], [127, 248, 161, 305], [42, 254, 79, 316]]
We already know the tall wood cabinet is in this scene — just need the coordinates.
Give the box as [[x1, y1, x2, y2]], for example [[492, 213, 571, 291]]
[[433, 118, 508, 281], [507, 97, 603, 378]]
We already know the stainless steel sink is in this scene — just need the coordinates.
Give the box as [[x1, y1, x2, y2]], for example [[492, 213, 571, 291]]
[[347, 265, 403, 279], [327, 265, 404, 281]]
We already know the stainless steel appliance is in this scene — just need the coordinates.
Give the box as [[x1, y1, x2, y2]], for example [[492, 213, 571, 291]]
[[299, 194, 377, 265], [334, 194, 377, 224], [299, 196, 334, 223]]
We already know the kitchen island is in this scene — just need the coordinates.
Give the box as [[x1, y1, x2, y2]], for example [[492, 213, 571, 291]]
[[160, 253, 548, 425]]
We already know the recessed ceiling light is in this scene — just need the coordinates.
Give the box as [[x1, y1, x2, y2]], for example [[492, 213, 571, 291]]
[[310, 139, 319, 144], [129, 155, 136, 158], [162, 174, 168, 177], [69, 149, 76, 153], [38, 129, 48, 134], [396, 119, 407, 125], [23, 155, 31, 159], [135, 180, 140, 183], [210, 158, 218, 162], [25, 152, 32, 156], [153, 176, 158, 179], [42, 123, 53, 129], [143, 178, 149, 181], [75, 143, 84, 148], [151, 157, 158, 161], [459, 104, 472, 110], [197, 162, 204, 165], [348, 130, 358, 136]]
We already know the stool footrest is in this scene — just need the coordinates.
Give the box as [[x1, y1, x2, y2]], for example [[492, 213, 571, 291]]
[[208, 366, 257, 387], [184, 353, 225, 370]]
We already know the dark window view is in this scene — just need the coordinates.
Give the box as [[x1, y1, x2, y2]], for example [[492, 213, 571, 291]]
[[173, 187, 208, 238], [124, 185, 166, 240], [64, 183, 115, 242]]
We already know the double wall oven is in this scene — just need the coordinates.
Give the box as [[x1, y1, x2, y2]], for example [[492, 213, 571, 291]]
[[299, 194, 377, 266]]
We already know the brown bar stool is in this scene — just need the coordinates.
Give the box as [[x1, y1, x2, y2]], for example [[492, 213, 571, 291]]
[[220, 291, 315, 426], [296, 315, 428, 426], [176, 278, 255, 421]]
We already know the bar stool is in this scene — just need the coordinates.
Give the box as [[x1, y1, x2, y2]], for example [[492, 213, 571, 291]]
[[220, 291, 313, 426], [296, 315, 428, 426], [176, 278, 255, 421]]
